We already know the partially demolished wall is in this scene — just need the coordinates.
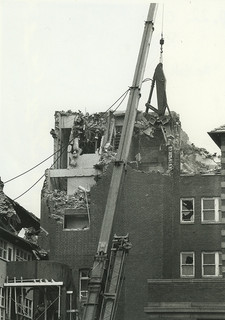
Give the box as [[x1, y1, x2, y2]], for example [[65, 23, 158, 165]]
[[42, 109, 221, 231], [180, 130, 220, 175]]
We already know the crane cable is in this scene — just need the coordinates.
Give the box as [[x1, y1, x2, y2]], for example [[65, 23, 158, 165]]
[[159, 4, 165, 63]]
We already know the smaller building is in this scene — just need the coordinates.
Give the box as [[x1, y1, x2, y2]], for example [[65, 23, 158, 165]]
[[0, 179, 77, 320]]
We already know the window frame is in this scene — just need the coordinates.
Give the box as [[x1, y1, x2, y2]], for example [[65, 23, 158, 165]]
[[17, 295, 33, 319], [15, 248, 32, 262], [0, 240, 7, 261], [66, 291, 77, 319], [180, 198, 195, 224], [79, 269, 89, 302], [0, 287, 5, 320], [201, 197, 221, 223], [202, 251, 222, 277], [180, 252, 195, 278]]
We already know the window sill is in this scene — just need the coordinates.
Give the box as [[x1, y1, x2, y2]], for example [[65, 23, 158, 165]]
[[180, 222, 195, 224], [202, 275, 222, 278], [63, 227, 90, 231], [201, 221, 224, 224]]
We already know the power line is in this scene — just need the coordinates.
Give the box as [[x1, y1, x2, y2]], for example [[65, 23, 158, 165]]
[[13, 140, 70, 201], [4, 151, 56, 184]]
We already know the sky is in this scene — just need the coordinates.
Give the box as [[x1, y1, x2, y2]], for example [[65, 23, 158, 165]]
[[1, 0, 225, 218]]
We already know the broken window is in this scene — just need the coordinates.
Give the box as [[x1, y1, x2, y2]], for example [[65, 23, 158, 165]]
[[63, 209, 89, 231], [202, 252, 222, 277], [180, 198, 194, 223], [201, 198, 221, 223], [79, 270, 89, 302], [180, 252, 195, 277]]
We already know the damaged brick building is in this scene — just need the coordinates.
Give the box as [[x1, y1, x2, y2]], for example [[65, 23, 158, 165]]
[[38, 104, 225, 320]]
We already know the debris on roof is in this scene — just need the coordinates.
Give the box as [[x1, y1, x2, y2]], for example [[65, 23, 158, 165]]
[[49, 110, 221, 179], [134, 111, 180, 144], [24, 226, 39, 244], [69, 111, 106, 154], [94, 147, 117, 172], [45, 188, 90, 223], [0, 178, 40, 233], [210, 124, 225, 132], [0, 178, 49, 259], [180, 131, 221, 175]]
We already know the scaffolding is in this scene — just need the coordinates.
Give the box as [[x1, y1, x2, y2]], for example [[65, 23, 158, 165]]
[[4, 277, 63, 320]]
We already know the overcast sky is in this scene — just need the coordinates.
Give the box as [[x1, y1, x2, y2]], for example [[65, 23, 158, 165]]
[[1, 0, 225, 217]]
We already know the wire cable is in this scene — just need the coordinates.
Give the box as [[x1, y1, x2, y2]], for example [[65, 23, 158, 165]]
[[4, 150, 57, 184], [10, 82, 150, 200], [102, 88, 131, 114], [112, 88, 130, 113], [159, 4, 165, 63], [85, 88, 130, 131], [13, 140, 70, 201], [4, 88, 131, 186]]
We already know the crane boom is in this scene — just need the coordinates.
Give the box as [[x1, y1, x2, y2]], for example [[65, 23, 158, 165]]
[[82, 4, 158, 320]]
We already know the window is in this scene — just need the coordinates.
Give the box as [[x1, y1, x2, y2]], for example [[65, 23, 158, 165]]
[[180, 252, 195, 277], [0, 287, 5, 320], [79, 270, 89, 302], [113, 126, 122, 150], [0, 240, 7, 260], [63, 209, 89, 231], [17, 294, 33, 319], [15, 248, 32, 261], [202, 252, 222, 277], [0, 241, 31, 262], [201, 198, 221, 223], [180, 198, 194, 223]]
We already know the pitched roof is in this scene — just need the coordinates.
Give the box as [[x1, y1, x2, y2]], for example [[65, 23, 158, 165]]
[[208, 125, 225, 148]]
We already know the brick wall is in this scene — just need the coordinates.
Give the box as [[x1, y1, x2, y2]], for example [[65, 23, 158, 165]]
[[39, 164, 222, 320]]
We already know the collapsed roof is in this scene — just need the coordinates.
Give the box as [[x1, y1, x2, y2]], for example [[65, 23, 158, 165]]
[[0, 179, 40, 233]]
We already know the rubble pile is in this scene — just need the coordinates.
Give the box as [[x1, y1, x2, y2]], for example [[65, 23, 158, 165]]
[[0, 180, 21, 233], [24, 226, 39, 244], [180, 134, 221, 174], [133, 111, 180, 138], [94, 148, 117, 172], [64, 110, 107, 155], [134, 112, 155, 137], [46, 188, 90, 223], [71, 111, 106, 143]]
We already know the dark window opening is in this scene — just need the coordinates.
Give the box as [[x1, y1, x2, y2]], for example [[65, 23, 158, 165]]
[[63, 209, 89, 231], [61, 128, 71, 169], [113, 126, 122, 150], [181, 199, 194, 222]]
